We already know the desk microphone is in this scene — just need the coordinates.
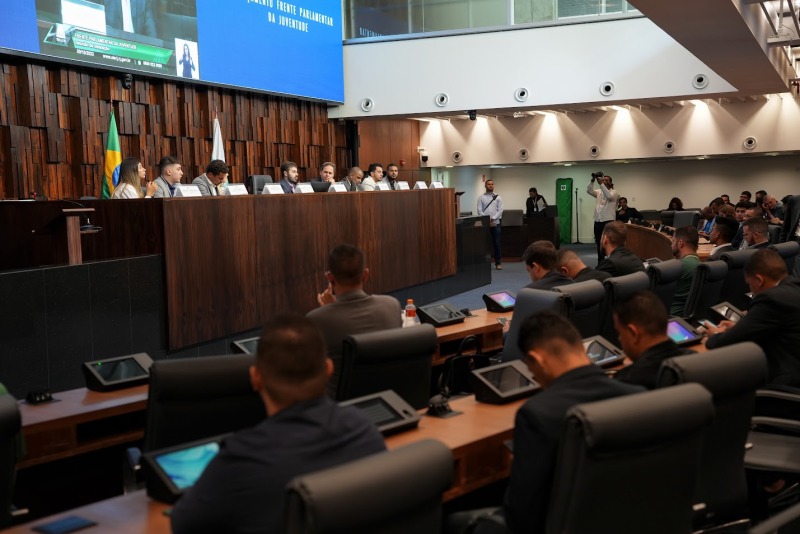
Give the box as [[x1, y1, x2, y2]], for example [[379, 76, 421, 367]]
[[60, 199, 103, 232]]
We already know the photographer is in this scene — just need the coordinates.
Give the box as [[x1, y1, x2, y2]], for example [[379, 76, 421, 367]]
[[587, 172, 620, 262]]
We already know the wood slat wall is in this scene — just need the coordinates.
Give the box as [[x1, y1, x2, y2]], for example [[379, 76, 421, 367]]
[[357, 119, 431, 184], [0, 56, 352, 199]]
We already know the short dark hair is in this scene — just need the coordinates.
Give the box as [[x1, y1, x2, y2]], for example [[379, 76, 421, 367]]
[[328, 244, 365, 285], [158, 155, 180, 176], [743, 216, 768, 235], [612, 290, 668, 337], [602, 221, 627, 247], [319, 162, 335, 172], [747, 207, 764, 219], [205, 159, 229, 176], [744, 249, 787, 280], [709, 198, 724, 209], [523, 241, 557, 270], [367, 163, 383, 175], [735, 201, 754, 210], [529, 187, 538, 194], [714, 216, 738, 242], [281, 161, 297, 176], [516, 311, 582, 357], [756, 190, 767, 198], [741, 190, 752, 200], [256, 314, 328, 405], [674, 226, 699, 249], [386, 163, 398, 170]]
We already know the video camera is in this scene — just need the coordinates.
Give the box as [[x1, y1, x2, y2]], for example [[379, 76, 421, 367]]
[[591, 171, 605, 179]]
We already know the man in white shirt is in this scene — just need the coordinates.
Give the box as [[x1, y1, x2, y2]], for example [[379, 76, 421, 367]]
[[477, 179, 504, 270], [192, 160, 229, 196], [361, 163, 382, 191], [104, 0, 157, 37], [587, 173, 620, 263]]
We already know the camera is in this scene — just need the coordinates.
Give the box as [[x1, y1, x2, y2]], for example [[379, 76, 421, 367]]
[[591, 171, 604, 179], [421, 155, 428, 163]]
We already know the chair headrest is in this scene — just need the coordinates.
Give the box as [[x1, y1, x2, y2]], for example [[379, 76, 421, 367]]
[[697, 260, 728, 281], [150, 354, 255, 400], [566, 383, 713, 451], [604, 271, 650, 298], [345, 324, 437, 363], [554, 279, 604, 309], [771, 241, 800, 256], [647, 259, 682, 283], [720, 249, 757, 268], [657, 342, 766, 398]]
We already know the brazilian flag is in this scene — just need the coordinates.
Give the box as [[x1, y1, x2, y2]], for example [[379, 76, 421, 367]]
[[101, 111, 122, 199]]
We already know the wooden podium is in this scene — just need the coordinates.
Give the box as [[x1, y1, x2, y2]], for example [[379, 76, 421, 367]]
[[62, 208, 96, 265]]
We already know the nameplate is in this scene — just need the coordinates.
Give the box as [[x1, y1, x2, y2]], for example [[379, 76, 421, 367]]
[[296, 183, 314, 194], [375, 183, 390, 191], [174, 184, 202, 197], [413, 182, 429, 190], [329, 183, 348, 192], [223, 184, 248, 196], [430, 181, 444, 189], [397, 181, 410, 190], [263, 184, 285, 194]]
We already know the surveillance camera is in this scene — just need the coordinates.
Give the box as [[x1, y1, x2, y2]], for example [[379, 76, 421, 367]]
[[421, 155, 429, 163], [468, 110, 477, 121]]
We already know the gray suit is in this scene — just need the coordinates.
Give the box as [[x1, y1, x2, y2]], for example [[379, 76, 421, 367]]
[[152, 176, 174, 198], [193, 174, 218, 196]]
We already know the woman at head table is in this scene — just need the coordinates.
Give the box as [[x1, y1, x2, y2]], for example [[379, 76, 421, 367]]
[[112, 157, 157, 199]]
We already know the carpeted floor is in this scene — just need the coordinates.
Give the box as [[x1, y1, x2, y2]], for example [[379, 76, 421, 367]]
[[431, 243, 598, 310]]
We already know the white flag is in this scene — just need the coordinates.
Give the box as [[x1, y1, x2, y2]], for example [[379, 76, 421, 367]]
[[212, 114, 225, 162]]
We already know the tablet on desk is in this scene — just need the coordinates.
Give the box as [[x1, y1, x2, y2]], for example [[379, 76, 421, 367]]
[[667, 317, 704, 347], [582, 336, 625, 368], [709, 301, 745, 324]]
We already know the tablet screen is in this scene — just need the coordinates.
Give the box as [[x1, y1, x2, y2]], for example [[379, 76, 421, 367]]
[[154, 442, 220, 490], [714, 304, 742, 323], [352, 397, 403, 427], [424, 305, 462, 323], [488, 292, 516, 308], [584, 340, 618, 366], [92, 358, 147, 382], [479, 365, 531, 392], [667, 320, 700, 343]]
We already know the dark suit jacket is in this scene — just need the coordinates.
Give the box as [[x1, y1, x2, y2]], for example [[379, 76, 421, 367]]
[[781, 195, 800, 242], [279, 177, 295, 194], [525, 271, 574, 291], [104, 0, 157, 37], [706, 277, 800, 387], [504, 365, 644, 534], [614, 339, 692, 390], [595, 246, 645, 277], [171, 396, 385, 534], [573, 266, 611, 283]]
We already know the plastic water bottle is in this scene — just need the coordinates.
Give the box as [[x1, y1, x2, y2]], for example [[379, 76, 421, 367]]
[[404, 299, 420, 327]]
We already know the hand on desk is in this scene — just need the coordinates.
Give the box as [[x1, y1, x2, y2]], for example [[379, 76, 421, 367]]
[[317, 283, 335, 307], [704, 320, 735, 336]]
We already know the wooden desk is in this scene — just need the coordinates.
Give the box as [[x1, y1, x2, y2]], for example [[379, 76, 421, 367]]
[[433, 309, 512, 366], [626, 223, 713, 261], [11, 397, 523, 533]]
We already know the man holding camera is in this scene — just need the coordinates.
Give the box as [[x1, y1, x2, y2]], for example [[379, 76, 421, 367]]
[[587, 173, 620, 263]]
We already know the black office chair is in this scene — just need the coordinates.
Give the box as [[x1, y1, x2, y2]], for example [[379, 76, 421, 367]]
[[770, 241, 800, 277], [284, 439, 453, 534], [683, 260, 728, 320], [337, 324, 436, 410], [502, 209, 523, 227], [546, 384, 714, 534], [720, 249, 758, 311], [749, 499, 800, 533], [646, 258, 683, 313], [600, 271, 650, 345], [501, 288, 567, 362], [553, 279, 606, 338], [674, 210, 701, 229], [661, 210, 676, 227], [246, 175, 273, 195], [657, 343, 767, 529], [0, 394, 21, 530], [639, 209, 660, 223], [768, 225, 783, 245]]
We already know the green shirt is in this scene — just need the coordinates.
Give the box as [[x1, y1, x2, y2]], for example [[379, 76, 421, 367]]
[[670, 254, 701, 317]]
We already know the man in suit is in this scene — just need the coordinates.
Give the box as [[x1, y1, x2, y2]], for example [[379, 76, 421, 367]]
[[523, 241, 573, 290], [613, 291, 692, 389], [340, 166, 363, 191], [306, 244, 402, 396], [380, 163, 400, 190], [781, 194, 800, 277], [732, 206, 763, 250], [706, 249, 800, 387], [311, 162, 335, 183], [152, 155, 183, 198], [104, 0, 157, 37], [595, 221, 645, 277], [278, 161, 299, 193], [708, 216, 738, 260], [170, 315, 385, 534], [495, 312, 643, 533], [192, 160, 229, 196], [556, 249, 610, 283], [743, 216, 772, 249]]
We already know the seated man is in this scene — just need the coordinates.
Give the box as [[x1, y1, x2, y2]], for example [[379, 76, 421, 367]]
[[523, 241, 573, 290], [312, 162, 336, 183], [595, 221, 646, 277], [306, 244, 403, 395], [708, 216, 738, 260], [192, 159, 229, 196], [669, 226, 701, 317], [613, 291, 692, 389], [706, 249, 800, 387], [170, 315, 386, 534], [152, 156, 183, 198], [341, 166, 363, 191], [278, 161, 299, 193], [556, 248, 610, 283], [733, 206, 763, 249], [742, 216, 772, 249], [502, 312, 643, 533]]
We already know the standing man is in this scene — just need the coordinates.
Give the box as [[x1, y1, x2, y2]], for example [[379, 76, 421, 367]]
[[477, 179, 504, 270], [104, 0, 157, 37], [381, 163, 400, 190], [669, 226, 701, 317], [341, 167, 363, 192], [525, 187, 547, 216], [361, 163, 382, 191], [587, 173, 619, 263], [312, 162, 336, 184], [278, 161, 299, 194], [193, 160, 229, 196], [152, 156, 183, 198]]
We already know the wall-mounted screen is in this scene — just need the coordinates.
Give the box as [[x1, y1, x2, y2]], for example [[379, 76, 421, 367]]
[[0, 0, 344, 102]]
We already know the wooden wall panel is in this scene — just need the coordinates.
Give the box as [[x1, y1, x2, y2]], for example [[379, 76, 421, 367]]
[[0, 55, 352, 199], [357, 119, 430, 184]]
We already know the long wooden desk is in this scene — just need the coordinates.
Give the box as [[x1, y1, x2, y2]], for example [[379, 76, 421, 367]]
[[626, 223, 713, 261], [9, 396, 523, 534]]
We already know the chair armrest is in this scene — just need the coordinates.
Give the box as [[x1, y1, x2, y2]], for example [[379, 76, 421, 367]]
[[752, 417, 800, 435], [757, 388, 800, 403]]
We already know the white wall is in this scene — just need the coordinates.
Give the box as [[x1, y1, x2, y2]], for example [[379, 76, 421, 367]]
[[330, 17, 734, 118], [447, 156, 800, 242]]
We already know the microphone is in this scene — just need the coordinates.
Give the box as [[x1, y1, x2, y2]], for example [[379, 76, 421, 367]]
[[60, 199, 103, 232]]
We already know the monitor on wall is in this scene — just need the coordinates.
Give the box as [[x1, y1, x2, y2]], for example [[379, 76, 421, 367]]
[[0, 0, 344, 103]]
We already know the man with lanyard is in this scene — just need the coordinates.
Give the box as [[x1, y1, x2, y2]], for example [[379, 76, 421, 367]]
[[478, 179, 504, 270], [587, 173, 619, 263]]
